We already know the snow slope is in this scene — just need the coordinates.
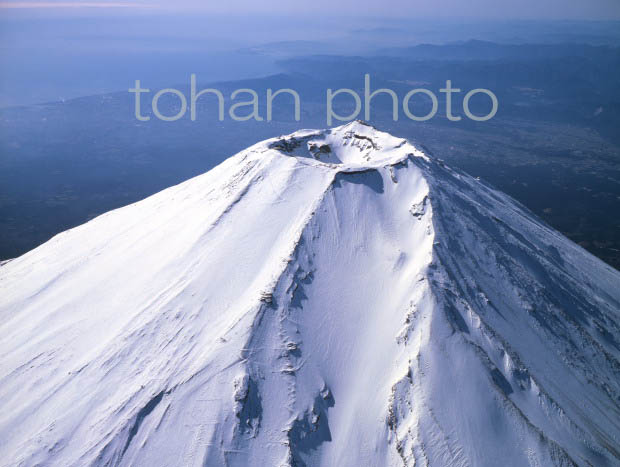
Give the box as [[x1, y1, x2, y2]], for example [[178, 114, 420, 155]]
[[0, 121, 619, 467]]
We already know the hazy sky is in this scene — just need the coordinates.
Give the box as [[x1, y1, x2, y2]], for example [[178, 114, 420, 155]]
[[1, 0, 620, 20]]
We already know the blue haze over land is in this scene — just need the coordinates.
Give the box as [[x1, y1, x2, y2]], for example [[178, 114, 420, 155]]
[[1, 2, 620, 270]]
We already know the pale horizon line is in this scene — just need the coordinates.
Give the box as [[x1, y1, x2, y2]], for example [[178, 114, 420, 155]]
[[0, 2, 156, 8]]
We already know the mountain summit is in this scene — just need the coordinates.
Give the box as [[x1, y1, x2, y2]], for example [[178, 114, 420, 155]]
[[1, 122, 619, 466]]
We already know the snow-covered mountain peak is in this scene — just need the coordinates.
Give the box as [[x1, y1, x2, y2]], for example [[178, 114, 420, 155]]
[[0, 125, 619, 467], [262, 121, 428, 169]]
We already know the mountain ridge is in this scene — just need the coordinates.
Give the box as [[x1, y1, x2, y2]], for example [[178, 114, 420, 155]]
[[0, 122, 619, 466]]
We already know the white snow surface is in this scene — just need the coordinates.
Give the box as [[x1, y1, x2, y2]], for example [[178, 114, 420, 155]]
[[1, 121, 619, 467]]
